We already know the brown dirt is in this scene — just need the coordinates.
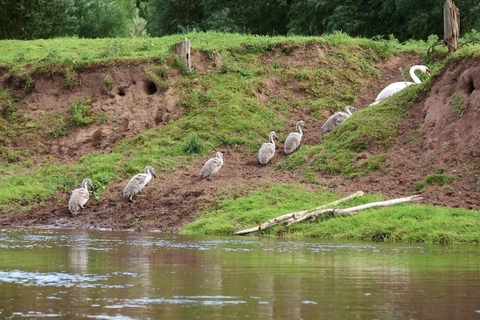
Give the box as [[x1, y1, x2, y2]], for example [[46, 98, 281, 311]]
[[1, 47, 479, 232]]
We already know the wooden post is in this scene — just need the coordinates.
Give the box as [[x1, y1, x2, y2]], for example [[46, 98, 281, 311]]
[[173, 37, 191, 70], [444, 0, 460, 53]]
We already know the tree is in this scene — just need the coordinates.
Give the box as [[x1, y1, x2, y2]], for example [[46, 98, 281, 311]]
[[145, 0, 290, 36], [70, 0, 130, 38], [0, 0, 76, 39]]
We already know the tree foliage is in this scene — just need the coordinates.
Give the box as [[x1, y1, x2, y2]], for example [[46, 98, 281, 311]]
[[1, 0, 480, 40], [0, 0, 142, 39], [0, 0, 76, 39]]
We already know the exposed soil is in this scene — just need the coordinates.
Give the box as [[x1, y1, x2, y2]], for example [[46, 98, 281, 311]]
[[1, 46, 479, 232]]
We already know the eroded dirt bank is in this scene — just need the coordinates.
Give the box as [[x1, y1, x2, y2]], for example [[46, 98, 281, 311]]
[[1, 49, 479, 232]]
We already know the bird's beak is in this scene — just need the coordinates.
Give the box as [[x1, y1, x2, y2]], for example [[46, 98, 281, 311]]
[[426, 70, 431, 76]]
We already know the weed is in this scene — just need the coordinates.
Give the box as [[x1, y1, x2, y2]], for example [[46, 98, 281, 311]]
[[3, 99, 19, 121], [414, 173, 454, 192], [0, 147, 20, 163], [71, 101, 95, 126], [173, 56, 190, 75], [451, 93, 465, 118], [45, 114, 68, 137], [65, 68, 76, 89], [0, 89, 18, 121], [102, 75, 113, 89], [179, 134, 207, 155], [25, 77, 35, 90], [131, 219, 142, 229], [92, 175, 113, 200]]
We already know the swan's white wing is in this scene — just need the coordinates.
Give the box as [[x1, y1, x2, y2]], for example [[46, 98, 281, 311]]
[[374, 81, 413, 102], [124, 173, 150, 197], [200, 157, 223, 178], [284, 132, 302, 155], [69, 188, 89, 214], [258, 142, 275, 164]]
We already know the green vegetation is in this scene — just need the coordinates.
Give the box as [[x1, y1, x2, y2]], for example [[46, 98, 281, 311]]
[[1, 32, 479, 243], [451, 92, 465, 118], [183, 183, 480, 244], [102, 75, 113, 89], [71, 101, 96, 126], [4, 0, 480, 44], [414, 173, 455, 192]]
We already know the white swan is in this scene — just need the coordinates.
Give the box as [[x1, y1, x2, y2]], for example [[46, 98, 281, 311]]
[[258, 131, 277, 165], [123, 166, 156, 202], [321, 106, 356, 133], [370, 65, 430, 106], [200, 151, 224, 181], [284, 120, 306, 156], [69, 178, 93, 215]]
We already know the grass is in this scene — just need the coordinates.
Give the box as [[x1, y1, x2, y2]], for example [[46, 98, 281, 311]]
[[183, 184, 480, 244], [1, 31, 479, 243]]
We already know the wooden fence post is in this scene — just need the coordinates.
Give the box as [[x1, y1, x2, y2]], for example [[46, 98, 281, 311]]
[[444, 0, 460, 53], [173, 37, 191, 70]]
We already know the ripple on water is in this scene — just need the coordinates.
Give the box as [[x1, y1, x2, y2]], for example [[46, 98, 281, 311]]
[[0, 270, 138, 288]]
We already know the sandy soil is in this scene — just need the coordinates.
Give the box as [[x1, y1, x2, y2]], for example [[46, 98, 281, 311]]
[[1, 45, 479, 232]]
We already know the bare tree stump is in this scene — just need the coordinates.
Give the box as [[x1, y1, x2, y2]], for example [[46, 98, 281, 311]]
[[173, 37, 191, 70], [444, 0, 460, 53]]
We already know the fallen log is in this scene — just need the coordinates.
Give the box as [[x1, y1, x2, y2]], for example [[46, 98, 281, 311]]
[[233, 193, 423, 236], [233, 191, 364, 236], [286, 194, 423, 225]]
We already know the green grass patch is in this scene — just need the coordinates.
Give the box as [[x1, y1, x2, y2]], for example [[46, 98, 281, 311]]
[[183, 186, 480, 244], [414, 173, 455, 192]]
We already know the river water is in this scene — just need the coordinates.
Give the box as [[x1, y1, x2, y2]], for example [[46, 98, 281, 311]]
[[0, 228, 479, 319]]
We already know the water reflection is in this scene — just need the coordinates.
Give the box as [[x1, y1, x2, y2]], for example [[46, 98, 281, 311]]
[[0, 228, 479, 319]]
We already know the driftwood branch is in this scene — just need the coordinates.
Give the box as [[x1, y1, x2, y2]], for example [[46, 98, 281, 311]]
[[233, 191, 364, 236], [233, 193, 423, 236], [288, 195, 423, 225]]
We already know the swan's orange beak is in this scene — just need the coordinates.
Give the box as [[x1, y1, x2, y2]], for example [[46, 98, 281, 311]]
[[426, 69, 431, 76]]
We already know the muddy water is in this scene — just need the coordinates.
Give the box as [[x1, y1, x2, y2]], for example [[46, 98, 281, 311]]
[[0, 229, 480, 319]]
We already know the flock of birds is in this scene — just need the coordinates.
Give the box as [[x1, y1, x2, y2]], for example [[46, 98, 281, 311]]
[[68, 154, 226, 215], [68, 65, 430, 215]]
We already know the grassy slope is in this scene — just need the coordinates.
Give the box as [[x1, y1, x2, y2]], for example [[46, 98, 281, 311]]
[[1, 32, 479, 243]]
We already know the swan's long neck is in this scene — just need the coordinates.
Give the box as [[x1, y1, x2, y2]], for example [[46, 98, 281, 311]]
[[410, 66, 423, 84], [268, 132, 276, 145], [82, 180, 90, 191], [144, 167, 154, 178], [296, 123, 303, 136]]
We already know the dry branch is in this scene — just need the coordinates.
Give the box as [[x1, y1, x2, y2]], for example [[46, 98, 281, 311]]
[[288, 194, 423, 225], [233, 191, 364, 236], [233, 193, 423, 236]]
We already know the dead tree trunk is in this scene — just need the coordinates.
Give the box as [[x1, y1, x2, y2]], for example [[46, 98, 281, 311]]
[[444, 0, 460, 53], [173, 37, 191, 70]]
